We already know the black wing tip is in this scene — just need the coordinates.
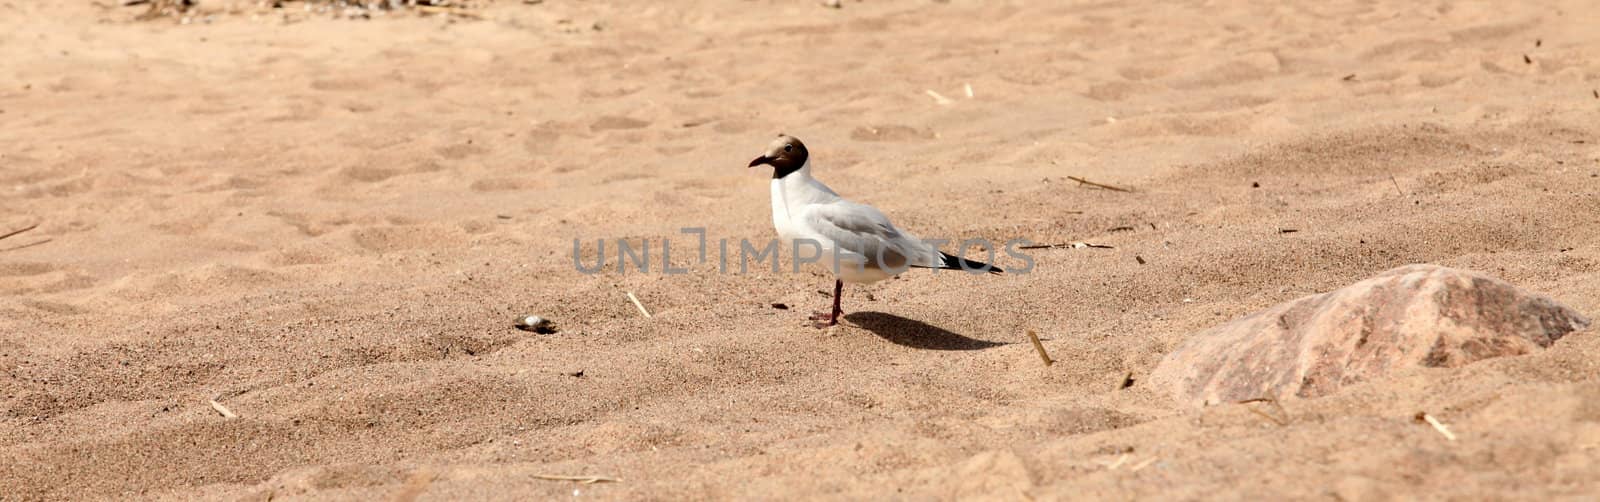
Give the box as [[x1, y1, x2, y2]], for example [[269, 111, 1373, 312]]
[[940, 252, 1004, 274]]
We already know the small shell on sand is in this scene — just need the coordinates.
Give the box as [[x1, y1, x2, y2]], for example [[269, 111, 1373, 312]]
[[514, 315, 556, 334]]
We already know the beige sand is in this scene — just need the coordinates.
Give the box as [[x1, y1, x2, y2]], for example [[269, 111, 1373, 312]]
[[3, 1, 1599, 499]]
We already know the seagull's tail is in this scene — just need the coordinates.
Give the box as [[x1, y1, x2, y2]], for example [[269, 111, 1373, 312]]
[[926, 252, 1004, 275]]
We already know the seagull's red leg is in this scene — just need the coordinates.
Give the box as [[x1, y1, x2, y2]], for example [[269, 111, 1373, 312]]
[[810, 279, 844, 327], [829, 279, 843, 326]]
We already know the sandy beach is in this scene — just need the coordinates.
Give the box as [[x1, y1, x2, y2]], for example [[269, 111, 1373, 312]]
[[3, 0, 1599, 499]]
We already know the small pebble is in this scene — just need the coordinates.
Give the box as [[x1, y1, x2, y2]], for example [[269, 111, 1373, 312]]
[[514, 315, 556, 334], [771, 303, 789, 310]]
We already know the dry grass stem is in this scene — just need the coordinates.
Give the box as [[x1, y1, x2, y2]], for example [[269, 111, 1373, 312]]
[[1106, 454, 1130, 470], [1237, 398, 1289, 426], [531, 474, 620, 484], [1130, 457, 1159, 471], [1066, 176, 1133, 193], [1118, 372, 1136, 390], [1017, 242, 1114, 250], [415, 5, 482, 18], [626, 292, 652, 318], [0, 223, 39, 241], [0, 238, 51, 253], [208, 399, 238, 419], [1026, 330, 1054, 366], [1416, 412, 1457, 441]]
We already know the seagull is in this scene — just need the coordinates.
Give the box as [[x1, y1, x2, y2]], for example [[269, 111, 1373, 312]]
[[747, 135, 1002, 327]]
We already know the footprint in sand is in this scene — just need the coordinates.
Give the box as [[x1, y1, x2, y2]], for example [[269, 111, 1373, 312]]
[[262, 244, 339, 267], [267, 210, 352, 237], [1172, 53, 1281, 90], [1448, 19, 1537, 44], [590, 116, 652, 132], [1083, 81, 1165, 102], [263, 95, 325, 123], [337, 157, 444, 184], [654, 144, 695, 156], [347, 225, 470, 254], [0, 262, 57, 278], [339, 163, 404, 183], [581, 85, 643, 99], [520, 127, 563, 155], [309, 77, 373, 92], [16, 299, 91, 316], [470, 177, 549, 192], [1417, 73, 1463, 88], [436, 142, 489, 160], [711, 118, 754, 135], [5, 270, 97, 295], [1117, 64, 1175, 81]]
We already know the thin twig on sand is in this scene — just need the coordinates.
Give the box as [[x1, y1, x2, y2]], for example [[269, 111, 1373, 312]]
[[0, 223, 38, 241], [1129, 457, 1159, 472], [1237, 398, 1288, 426], [1415, 412, 1457, 441], [1118, 372, 1135, 390], [208, 399, 238, 419], [415, 5, 482, 18], [1017, 242, 1114, 250], [1105, 454, 1129, 470], [1026, 330, 1054, 366], [0, 239, 51, 253], [626, 292, 652, 318], [924, 89, 954, 105], [532, 474, 620, 484], [1066, 176, 1133, 193]]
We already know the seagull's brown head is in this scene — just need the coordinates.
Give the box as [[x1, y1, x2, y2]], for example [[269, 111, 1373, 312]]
[[747, 135, 809, 179]]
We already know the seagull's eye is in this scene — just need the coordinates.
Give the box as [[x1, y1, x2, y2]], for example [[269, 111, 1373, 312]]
[[784, 145, 793, 152]]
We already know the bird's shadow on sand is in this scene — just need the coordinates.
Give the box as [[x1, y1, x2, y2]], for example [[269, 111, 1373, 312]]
[[844, 312, 1007, 351]]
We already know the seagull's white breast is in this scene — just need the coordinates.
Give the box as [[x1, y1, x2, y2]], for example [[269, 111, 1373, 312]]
[[767, 164, 894, 283]]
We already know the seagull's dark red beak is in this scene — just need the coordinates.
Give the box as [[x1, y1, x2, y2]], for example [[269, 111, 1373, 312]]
[[748, 155, 772, 168]]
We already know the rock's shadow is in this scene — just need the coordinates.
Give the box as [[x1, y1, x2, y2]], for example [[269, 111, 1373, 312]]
[[844, 312, 1007, 351]]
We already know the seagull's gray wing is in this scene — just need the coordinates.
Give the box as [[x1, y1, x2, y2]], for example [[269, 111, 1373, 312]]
[[799, 201, 942, 271]]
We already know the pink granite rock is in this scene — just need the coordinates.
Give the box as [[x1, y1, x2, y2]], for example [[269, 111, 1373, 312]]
[[1150, 264, 1589, 407]]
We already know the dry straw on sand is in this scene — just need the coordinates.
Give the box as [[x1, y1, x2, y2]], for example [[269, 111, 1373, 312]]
[[0, 222, 49, 253], [1026, 330, 1054, 366], [207, 399, 238, 419], [1416, 412, 1458, 441], [123, 0, 488, 20], [530, 474, 620, 484], [626, 292, 652, 318]]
